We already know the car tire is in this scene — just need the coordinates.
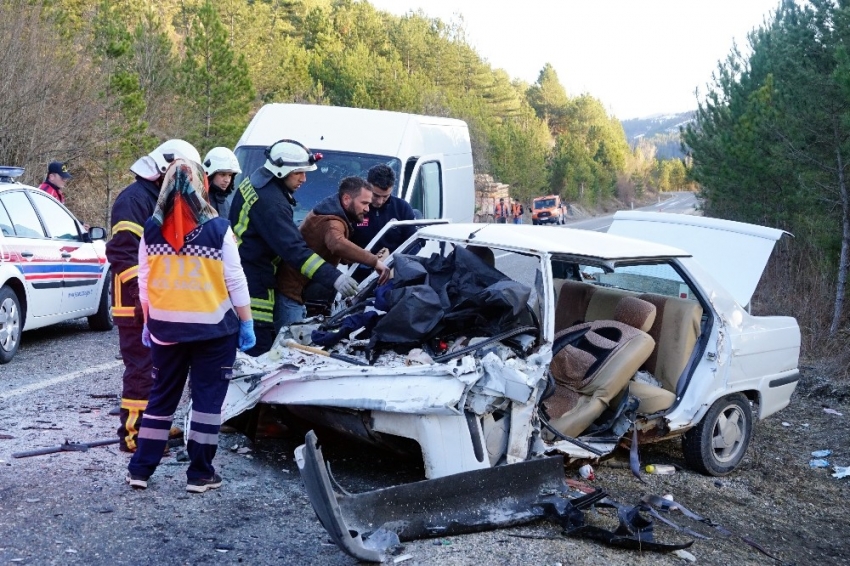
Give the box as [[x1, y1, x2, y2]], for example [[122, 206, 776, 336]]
[[682, 393, 753, 476], [0, 285, 22, 364], [88, 270, 114, 331]]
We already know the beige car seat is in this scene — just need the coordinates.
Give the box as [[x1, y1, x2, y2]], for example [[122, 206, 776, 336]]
[[544, 296, 656, 438]]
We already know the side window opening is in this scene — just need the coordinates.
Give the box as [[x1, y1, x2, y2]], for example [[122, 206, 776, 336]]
[[408, 161, 442, 219]]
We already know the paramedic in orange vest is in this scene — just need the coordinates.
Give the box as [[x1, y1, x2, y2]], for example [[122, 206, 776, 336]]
[[494, 198, 508, 224], [126, 158, 254, 493]]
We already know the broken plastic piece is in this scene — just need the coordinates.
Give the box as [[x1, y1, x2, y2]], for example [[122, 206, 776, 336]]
[[823, 408, 843, 416], [811, 449, 832, 458], [645, 464, 676, 475], [832, 466, 850, 479], [579, 464, 595, 480], [809, 459, 830, 468]]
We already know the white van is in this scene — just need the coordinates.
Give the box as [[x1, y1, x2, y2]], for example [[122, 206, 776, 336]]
[[233, 104, 475, 223]]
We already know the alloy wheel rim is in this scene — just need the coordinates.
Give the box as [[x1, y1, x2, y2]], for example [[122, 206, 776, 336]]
[[0, 297, 20, 352], [711, 405, 746, 463]]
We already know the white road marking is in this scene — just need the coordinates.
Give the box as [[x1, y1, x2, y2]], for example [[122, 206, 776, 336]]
[[0, 360, 123, 400]]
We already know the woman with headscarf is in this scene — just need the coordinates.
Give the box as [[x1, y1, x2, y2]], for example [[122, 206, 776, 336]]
[[126, 158, 255, 493]]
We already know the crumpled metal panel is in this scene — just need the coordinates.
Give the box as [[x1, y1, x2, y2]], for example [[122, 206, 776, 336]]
[[295, 430, 574, 562]]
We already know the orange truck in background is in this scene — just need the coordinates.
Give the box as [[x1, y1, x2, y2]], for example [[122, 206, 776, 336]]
[[532, 195, 566, 225]]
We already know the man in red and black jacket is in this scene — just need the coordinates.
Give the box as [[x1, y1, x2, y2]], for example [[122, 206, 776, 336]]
[[38, 161, 71, 204], [106, 140, 200, 453]]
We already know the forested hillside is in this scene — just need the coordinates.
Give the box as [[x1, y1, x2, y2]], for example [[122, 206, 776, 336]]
[[684, 0, 849, 366], [0, 0, 691, 228]]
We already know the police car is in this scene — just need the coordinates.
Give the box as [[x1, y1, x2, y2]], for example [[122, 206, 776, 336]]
[[0, 166, 112, 363]]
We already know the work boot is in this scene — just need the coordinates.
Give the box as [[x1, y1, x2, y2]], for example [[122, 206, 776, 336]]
[[186, 473, 223, 493]]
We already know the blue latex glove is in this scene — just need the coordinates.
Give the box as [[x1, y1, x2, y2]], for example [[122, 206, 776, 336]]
[[239, 319, 256, 351], [141, 324, 151, 348]]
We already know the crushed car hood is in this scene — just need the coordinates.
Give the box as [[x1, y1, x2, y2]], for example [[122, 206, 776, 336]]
[[608, 211, 790, 307]]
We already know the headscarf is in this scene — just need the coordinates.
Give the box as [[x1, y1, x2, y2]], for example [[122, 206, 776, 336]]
[[152, 158, 218, 252]]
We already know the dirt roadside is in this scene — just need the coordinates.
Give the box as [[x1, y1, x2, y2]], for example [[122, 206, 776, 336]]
[[1, 343, 848, 566]]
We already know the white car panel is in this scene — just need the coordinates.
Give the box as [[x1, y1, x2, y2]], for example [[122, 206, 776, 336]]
[[0, 172, 111, 363], [609, 211, 789, 307]]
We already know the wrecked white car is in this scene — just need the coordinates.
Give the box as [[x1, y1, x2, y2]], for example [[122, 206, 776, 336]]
[[221, 211, 800, 481]]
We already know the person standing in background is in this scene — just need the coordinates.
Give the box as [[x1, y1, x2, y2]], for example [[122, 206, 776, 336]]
[[202, 147, 241, 220], [126, 158, 254, 493], [494, 198, 508, 224], [38, 161, 71, 204], [512, 200, 524, 224]]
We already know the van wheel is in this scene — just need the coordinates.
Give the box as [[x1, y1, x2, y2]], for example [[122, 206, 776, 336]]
[[0, 285, 22, 364], [682, 393, 752, 476], [88, 270, 114, 331]]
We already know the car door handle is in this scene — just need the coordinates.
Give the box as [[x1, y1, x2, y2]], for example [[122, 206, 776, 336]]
[[20, 251, 33, 258], [61, 252, 72, 259]]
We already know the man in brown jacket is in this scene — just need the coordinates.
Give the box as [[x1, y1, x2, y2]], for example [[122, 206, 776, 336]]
[[276, 176, 391, 316]]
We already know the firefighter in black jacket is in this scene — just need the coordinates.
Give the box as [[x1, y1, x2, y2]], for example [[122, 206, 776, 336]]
[[229, 139, 359, 355], [106, 139, 201, 453]]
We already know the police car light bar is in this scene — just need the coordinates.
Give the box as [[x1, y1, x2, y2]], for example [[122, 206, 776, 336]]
[[0, 166, 25, 183]]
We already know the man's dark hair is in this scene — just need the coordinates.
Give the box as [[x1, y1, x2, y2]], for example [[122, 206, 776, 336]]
[[339, 176, 371, 199], [366, 164, 396, 190]]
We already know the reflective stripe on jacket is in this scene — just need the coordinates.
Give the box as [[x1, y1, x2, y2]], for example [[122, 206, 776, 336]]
[[105, 177, 159, 326]]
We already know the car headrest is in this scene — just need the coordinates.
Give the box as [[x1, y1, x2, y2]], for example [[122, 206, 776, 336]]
[[614, 296, 656, 332]]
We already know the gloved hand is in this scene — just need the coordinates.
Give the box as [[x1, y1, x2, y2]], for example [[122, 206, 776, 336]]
[[141, 324, 151, 348], [238, 319, 256, 352], [333, 274, 359, 298]]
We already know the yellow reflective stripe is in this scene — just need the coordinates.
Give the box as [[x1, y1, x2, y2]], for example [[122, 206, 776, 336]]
[[113, 274, 122, 306], [121, 398, 149, 410], [232, 179, 258, 246], [118, 265, 139, 283], [250, 289, 274, 323], [112, 220, 143, 238], [300, 253, 325, 278], [112, 307, 136, 317], [251, 308, 274, 323]]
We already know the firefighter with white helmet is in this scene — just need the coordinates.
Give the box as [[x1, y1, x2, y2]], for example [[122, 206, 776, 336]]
[[202, 147, 242, 219], [229, 139, 359, 355], [106, 139, 200, 453]]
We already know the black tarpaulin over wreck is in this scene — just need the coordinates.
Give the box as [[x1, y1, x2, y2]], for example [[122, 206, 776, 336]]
[[369, 245, 534, 348]]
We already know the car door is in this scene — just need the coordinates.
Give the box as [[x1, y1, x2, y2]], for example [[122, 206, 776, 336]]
[[0, 190, 64, 318], [28, 191, 103, 315]]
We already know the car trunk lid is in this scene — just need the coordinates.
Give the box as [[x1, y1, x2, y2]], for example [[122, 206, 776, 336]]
[[608, 211, 790, 307]]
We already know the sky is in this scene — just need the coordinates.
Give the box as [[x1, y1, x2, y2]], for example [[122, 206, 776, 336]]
[[367, 0, 782, 120]]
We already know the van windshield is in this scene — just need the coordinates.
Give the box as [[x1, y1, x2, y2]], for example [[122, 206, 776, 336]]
[[233, 147, 402, 224], [534, 198, 556, 209]]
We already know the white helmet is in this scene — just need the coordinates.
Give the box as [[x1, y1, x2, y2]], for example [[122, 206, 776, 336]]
[[151, 139, 201, 172], [203, 147, 241, 176], [130, 139, 199, 181], [263, 139, 321, 179]]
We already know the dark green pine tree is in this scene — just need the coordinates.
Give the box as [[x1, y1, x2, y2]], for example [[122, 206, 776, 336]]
[[180, 0, 255, 149]]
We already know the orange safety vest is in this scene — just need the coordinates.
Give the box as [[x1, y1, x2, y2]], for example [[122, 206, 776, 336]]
[[495, 203, 508, 218], [512, 202, 522, 218]]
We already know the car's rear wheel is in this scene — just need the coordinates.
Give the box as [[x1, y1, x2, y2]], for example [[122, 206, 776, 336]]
[[0, 285, 22, 364], [88, 270, 113, 331], [682, 393, 753, 476]]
